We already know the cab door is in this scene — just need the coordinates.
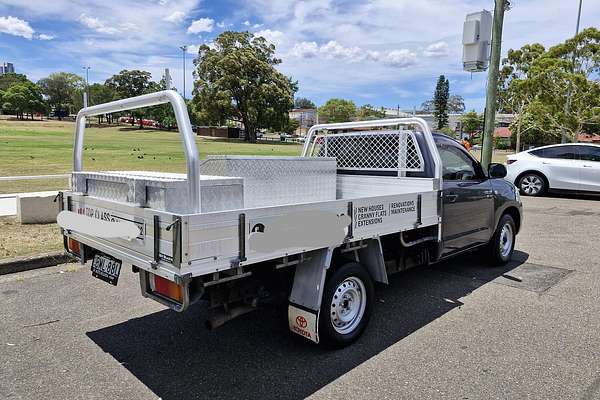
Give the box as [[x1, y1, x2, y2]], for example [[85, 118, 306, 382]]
[[436, 137, 494, 255], [577, 145, 600, 192], [531, 145, 580, 190]]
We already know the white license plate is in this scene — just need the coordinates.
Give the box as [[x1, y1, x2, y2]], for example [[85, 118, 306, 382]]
[[91, 254, 122, 286]]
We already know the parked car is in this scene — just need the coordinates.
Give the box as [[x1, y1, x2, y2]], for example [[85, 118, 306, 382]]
[[506, 143, 600, 196]]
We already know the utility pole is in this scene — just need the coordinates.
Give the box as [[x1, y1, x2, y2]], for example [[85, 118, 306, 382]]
[[82, 66, 90, 107], [561, 0, 583, 143], [481, 0, 508, 168], [179, 46, 187, 100]]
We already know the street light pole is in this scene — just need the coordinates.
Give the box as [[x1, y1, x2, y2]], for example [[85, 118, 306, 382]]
[[561, 0, 583, 143], [179, 45, 187, 100], [481, 0, 508, 169], [82, 66, 90, 107]]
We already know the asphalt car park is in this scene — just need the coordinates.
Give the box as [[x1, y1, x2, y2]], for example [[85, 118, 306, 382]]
[[1, 195, 599, 400]]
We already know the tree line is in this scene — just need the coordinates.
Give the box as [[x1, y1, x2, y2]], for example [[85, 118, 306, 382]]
[[498, 27, 600, 149], [8, 26, 593, 147], [0, 69, 179, 128]]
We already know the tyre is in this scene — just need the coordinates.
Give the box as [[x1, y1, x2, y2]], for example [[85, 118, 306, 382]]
[[319, 262, 374, 347], [487, 214, 516, 266], [518, 173, 546, 196]]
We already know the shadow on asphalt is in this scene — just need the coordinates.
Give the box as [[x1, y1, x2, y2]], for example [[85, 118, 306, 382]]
[[543, 192, 600, 201], [87, 250, 529, 400]]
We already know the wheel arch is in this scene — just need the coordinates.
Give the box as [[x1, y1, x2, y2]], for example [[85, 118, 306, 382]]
[[501, 206, 522, 234], [514, 169, 550, 190]]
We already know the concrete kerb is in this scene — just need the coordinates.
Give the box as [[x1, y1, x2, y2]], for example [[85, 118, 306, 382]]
[[0, 251, 75, 276]]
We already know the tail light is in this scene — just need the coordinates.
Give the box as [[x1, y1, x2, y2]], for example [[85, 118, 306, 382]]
[[507, 159, 517, 165], [151, 274, 183, 303], [67, 238, 81, 256]]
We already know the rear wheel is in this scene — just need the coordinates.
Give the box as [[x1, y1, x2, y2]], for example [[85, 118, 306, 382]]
[[518, 173, 546, 196], [487, 214, 516, 266], [319, 262, 374, 347]]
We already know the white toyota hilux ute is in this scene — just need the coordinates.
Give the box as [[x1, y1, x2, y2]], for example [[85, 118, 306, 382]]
[[57, 91, 523, 347]]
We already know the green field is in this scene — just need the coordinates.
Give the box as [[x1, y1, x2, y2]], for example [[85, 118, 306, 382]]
[[0, 118, 302, 194]]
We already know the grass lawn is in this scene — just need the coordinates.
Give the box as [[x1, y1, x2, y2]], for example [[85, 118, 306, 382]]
[[0, 118, 303, 194], [470, 149, 513, 164], [0, 216, 62, 259]]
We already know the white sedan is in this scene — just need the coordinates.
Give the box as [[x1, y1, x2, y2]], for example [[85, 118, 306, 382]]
[[506, 143, 600, 196]]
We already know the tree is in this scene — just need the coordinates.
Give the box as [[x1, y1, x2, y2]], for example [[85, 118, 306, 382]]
[[420, 99, 434, 113], [448, 95, 465, 113], [422, 94, 464, 114], [145, 74, 178, 130], [356, 104, 386, 120], [283, 118, 300, 134], [497, 43, 547, 150], [498, 29, 600, 146], [433, 75, 449, 129], [38, 72, 84, 120], [0, 73, 28, 91], [105, 69, 153, 128], [294, 97, 316, 109], [192, 31, 297, 142], [460, 110, 483, 138], [86, 83, 118, 124], [318, 98, 356, 123], [2, 81, 45, 120]]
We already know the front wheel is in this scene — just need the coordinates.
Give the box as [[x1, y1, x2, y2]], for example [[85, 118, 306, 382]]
[[319, 262, 374, 347], [487, 214, 516, 266]]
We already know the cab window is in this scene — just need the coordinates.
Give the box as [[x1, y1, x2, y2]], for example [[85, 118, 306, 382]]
[[435, 138, 480, 181]]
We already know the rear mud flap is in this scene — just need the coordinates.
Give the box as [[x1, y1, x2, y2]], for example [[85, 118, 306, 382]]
[[287, 247, 333, 344], [288, 304, 319, 343]]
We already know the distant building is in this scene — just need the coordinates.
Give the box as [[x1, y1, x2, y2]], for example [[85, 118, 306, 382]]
[[577, 133, 600, 143], [0, 62, 15, 74], [289, 108, 317, 135]]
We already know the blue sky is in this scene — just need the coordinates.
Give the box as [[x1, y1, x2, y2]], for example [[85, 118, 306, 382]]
[[0, 0, 598, 111]]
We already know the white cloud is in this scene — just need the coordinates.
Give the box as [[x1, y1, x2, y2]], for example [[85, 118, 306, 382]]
[[186, 44, 200, 54], [164, 11, 185, 23], [37, 33, 54, 40], [254, 29, 284, 46], [0, 16, 34, 39], [290, 40, 416, 68], [320, 40, 362, 62], [253, 23, 263, 28], [291, 41, 319, 58], [216, 21, 226, 28], [187, 18, 214, 34], [243, 20, 251, 26], [78, 14, 119, 35], [384, 49, 417, 67], [423, 41, 449, 57]]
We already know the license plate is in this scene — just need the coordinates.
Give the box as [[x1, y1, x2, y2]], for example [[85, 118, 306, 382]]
[[91, 253, 122, 286]]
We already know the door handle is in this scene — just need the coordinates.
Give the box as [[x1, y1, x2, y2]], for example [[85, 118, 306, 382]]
[[444, 193, 458, 203], [583, 165, 593, 168]]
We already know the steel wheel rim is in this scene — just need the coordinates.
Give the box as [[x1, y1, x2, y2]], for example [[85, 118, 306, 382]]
[[499, 223, 514, 259], [521, 175, 543, 195], [330, 276, 366, 335]]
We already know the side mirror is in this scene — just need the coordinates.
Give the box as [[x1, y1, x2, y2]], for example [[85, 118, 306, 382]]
[[488, 163, 507, 179]]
